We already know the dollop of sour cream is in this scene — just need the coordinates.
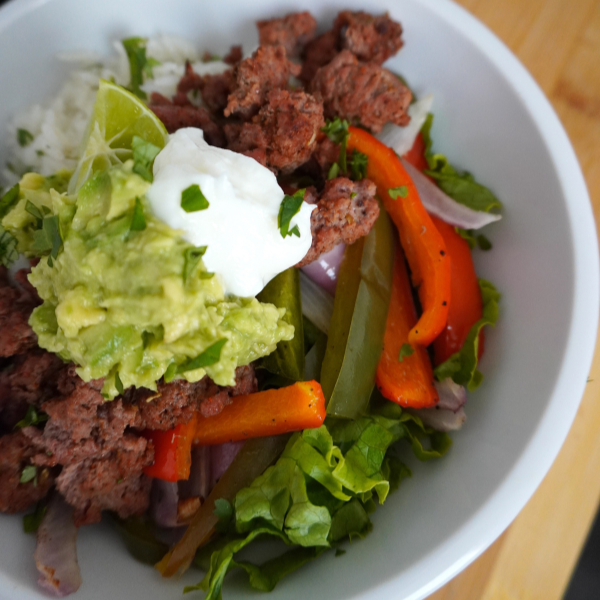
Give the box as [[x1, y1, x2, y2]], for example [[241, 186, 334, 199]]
[[147, 128, 315, 297]]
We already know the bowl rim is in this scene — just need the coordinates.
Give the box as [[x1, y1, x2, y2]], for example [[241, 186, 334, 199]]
[[0, 0, 597, 599]]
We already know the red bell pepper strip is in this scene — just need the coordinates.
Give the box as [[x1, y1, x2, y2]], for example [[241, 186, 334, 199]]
[[430, 215, 484, 365], [194, 381, 326, 446], [403, 132, 431, 175], [347, 126, 451, 346], [143, 413, 198, 482], [376, 245, 439, 408]]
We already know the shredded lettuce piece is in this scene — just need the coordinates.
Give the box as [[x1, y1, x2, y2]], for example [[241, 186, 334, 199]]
[[434, 279, 501, 390], [422, 114, 503, 213]]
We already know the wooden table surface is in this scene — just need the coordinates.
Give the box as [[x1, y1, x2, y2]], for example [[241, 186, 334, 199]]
[[426, 0, 600, 598]]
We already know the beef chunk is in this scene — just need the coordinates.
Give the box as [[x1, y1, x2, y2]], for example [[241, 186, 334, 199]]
[[257, 11, 317, 57], [0, 431, 54, 513], [200, 71, 235, 114], [149, 94, 226, 147], [226, 89, 324, 173], [0, 350, 64, 430], [300, 30, 338, 84], [297, 177, 380, 267], [334, 11, 403, 64], [56, 439, 152, 527], [310, 50, 411, 133], [224, 45, 301, 119], [133, 364, 258, 430], [0, 266, 38, 357], [223, 45, 243, 65]]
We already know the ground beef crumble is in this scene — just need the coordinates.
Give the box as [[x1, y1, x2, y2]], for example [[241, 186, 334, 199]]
[[257, 11, 317, 57]]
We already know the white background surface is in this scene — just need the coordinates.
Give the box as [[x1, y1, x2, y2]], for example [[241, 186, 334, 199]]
[[0, 0, 597, 599]]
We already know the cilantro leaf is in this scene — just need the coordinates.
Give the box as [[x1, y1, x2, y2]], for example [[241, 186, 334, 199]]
[[130, 197, 147, 232], [327, 162, 340, 180], [178, 339, 227, 373], [278, 190, 305, 238], [455, 228, 493, 251], [388, 186, 408, 200], [14, 405, 48, 429], [131, 135, 161, 182], [0, 225, 18, 268], [17, 128, 34, 147], [181, 184, 210, 213], [31, 215, 62, 262], [183, 246, 207, 282], [115, 372, 124, 395], [20, 465, 37, 485], [477, 234, 492, 250], [398, 343, 414, 362], [23, 503, 47, 534], [321, 117, 349, 172], [0, 184, 20, 218], [348, 149, 368, 181], [122, 37, 156, 100]]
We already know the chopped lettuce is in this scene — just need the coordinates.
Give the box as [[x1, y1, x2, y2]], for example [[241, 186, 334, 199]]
[[421, 114, 503, 213], [434, 279, 501, 390], [190, 405, 451, 599]]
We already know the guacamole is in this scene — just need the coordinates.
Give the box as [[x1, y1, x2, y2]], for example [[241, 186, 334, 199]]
[[2, 163, 293, 399]]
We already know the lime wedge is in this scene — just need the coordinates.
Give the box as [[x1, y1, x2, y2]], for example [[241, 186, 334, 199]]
[[68, 79, 168, 194]]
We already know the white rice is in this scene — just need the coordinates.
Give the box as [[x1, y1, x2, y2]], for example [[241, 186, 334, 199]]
[[1, 34, 228, 187]]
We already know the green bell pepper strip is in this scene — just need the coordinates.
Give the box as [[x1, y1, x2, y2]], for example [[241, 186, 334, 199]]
[[320, 209, 394, 419], [256, 267, 305, 386]]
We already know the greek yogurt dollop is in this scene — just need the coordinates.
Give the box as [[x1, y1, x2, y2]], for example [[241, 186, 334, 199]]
[[147, 128, 315, 297]]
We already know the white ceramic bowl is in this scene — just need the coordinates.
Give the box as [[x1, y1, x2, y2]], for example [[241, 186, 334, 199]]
[[0, 0, 597, 599]]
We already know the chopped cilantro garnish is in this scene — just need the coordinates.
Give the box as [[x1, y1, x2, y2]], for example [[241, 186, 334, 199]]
[[455, 228, 493, 251], [183, 246, 208, 282], [122, 37, 161, 100], [115, 372, 124, 395], [25, 200, 50, 228], [14, 405, 48, 429], [398, 343, 414, 362], [348, 149, 368, 181], [327, 162, 340, 180], [17, 128, 34, 147], [278, 189, 305, 238], [388, 186, 408, 200], [31, 215, 63, 263], [130, 197, 147, 232], [181, 184, 210, 213], [20, 465, 37, 485], [477, 234, 492, 251], [178, 339, 228, 373], [0, 183, 20, 218], [0, 226, 18, 268], [23, 503, 47, 534], [321, 117, 349, 172], [131, 135, 161, 182]]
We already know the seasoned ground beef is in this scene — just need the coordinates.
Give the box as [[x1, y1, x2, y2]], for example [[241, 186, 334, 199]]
[[0, 430, 54, 514], [0, 267, 38, 357], [226, 89, 324, 173], [223, 45, 243, 65], [299, 30, 338, 84], [296, 177, 380, 267], [148, 93, 225, 147], [224, 45, 301, 119], [200, 71, 235, 114], [0, 350, 64, 431], [257, 11, 317, 57], [334, 11, 403, 64], [310, 50, 411, 133]]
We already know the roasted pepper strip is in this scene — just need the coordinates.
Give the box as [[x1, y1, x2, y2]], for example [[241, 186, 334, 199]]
[[194, 381, 325, 446], [142, 413, 198, 482], [430, 215, 483, 365], [376, 245, 439, 408], [347, 126, 450, 346], [156, 434, 290, 577]]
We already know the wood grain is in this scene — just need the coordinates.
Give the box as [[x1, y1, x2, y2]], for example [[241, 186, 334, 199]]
[[427, 1, 600, 598]]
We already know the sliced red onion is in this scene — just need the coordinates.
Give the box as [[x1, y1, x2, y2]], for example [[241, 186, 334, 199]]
[[434, 378, 467, 412], [300, 243, 345, 295], [299, 270, 334, 334], [410, 406, 467, 432], [210, 441, 245, 488], [34, 493, 81, 597], [377, 94, 433, 156], [179, 445, 211, 500], [401, 158, 502, 230], [149, 479, 179, 528]]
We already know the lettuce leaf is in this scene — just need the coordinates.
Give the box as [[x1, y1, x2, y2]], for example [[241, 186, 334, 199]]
[[192, 405, 452, 599], [434, 278, 501, 390], [421, 114, 502, 213]]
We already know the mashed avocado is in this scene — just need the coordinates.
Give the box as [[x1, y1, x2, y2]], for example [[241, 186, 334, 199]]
[[3, 163, 293, 399]]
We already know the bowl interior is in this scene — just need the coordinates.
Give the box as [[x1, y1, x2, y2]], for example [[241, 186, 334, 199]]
[[0, 1, 596, 599]]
